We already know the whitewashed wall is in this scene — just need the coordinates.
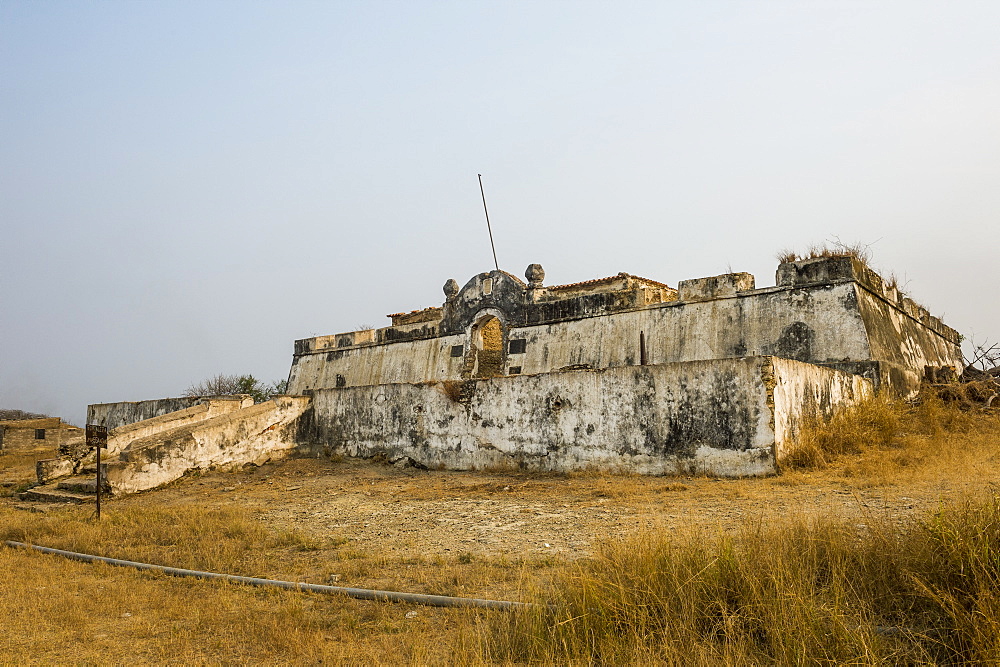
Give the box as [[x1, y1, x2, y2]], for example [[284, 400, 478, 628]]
[[300, 357, 871, 477]]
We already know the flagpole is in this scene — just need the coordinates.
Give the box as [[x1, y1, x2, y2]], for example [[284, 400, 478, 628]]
[[478, 174, 499, 272]]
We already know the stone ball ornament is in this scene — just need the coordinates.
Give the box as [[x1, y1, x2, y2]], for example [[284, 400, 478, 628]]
[[443, 278, 459, 299], [525, 263, 545, 287]]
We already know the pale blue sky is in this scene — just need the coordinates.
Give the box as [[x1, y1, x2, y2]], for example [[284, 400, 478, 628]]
[[3, 2, 999, 425]]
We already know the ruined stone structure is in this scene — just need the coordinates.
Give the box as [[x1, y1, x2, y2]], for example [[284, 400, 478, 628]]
[[0, 417, 82, 453], [23, 254, 964, 501], [86, 395, 251, 432], [29, 395, 309, 501], [289, 255, 961, 476], [289, 256, 959, 395]]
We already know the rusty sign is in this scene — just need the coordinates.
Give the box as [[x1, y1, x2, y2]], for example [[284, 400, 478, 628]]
[[86, 424, 108, 449]]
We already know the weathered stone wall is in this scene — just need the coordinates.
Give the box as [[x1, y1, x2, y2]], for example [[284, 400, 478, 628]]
[[288, 283, 880, 392], [103, 399, 251, 456], [87, 396, 252, 430], [0, 418, 81, 452], [297, 357, 870, 477], [778, 255, 963, 374], [288, 258, 961, 397], [289, 334, 467, 392], [288, 283, 869, 393], [854, 287, 963, 373], [509, 281, 874, 374], [105, 396, 310, 495], [35, 398, 258, 484]]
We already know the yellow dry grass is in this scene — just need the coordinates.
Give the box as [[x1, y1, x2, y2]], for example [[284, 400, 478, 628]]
[[0, 503, 537, 664], [484, 492, 1000, 664], [777, 240, 873, 265], [0, 445, 58, 497], [780, 392, 1000, 488]]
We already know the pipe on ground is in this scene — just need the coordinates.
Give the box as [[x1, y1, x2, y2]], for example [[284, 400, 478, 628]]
[[3, 540, 530, 611]]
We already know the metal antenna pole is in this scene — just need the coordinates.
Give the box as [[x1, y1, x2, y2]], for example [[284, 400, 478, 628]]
[[478, 174, 499, 271]]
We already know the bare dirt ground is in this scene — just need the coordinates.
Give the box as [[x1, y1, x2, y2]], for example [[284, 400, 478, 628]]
[[61, 451, 992, 562]]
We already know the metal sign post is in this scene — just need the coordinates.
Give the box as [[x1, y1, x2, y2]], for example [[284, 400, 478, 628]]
[[86, 425, 108, 519]]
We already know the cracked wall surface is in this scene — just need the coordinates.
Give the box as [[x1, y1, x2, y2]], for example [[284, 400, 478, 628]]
[[296, 357, 869, 477]]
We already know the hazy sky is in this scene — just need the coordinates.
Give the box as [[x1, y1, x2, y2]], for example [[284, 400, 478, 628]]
[[3, 1, 999, 425]]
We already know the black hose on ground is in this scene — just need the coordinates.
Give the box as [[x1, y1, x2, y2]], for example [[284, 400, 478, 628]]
[[3, 540, 530, 610]]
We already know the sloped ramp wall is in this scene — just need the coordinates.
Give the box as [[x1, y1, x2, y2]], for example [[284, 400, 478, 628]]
[[36, 397, 258, 484], [87, 395, 252, 431], [300, 357, 871, 477], [103, 398, 253, 456], [104, 396, 310, 495]]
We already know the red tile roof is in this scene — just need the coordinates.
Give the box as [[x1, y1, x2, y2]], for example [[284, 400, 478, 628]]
[[548, 272, 673, 291]]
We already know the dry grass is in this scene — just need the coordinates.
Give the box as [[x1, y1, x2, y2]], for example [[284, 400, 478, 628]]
[[2, 543, 472, 664], [776, 248, 798, 264], [0, 503, 546, 664], [780, 393, 1000, 488], [10, 492, 996, 665], [482, 492, 1000, 664], [777, 240, 873, 265], [781, 395, 902, 470]]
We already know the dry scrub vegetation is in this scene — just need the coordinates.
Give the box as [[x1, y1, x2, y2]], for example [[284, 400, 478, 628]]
[[488, 493, 1000, 664], [783, 393, 996, 486], [776, 240, 874, 265], [2, 397, 1000, 664]]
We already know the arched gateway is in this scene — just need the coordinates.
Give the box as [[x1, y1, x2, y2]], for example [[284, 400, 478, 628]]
[[467, 313, 506, 379]]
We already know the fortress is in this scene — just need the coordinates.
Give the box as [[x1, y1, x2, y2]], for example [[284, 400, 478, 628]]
[[27, 254, 963, 501], [287, 254, 961, 477], [290, 256, 959, 394]]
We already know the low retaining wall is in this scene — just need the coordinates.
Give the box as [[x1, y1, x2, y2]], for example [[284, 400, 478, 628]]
[[298, 357, 871, 477], [87, 396, 252, 430], [105, 396, 310, 495], [36, 397, 258, 484]]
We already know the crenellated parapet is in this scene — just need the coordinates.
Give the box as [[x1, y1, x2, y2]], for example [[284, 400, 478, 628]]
[[776, 256, 960, 346], [294, 264, 680, 355], [288, 256, 963, 397]]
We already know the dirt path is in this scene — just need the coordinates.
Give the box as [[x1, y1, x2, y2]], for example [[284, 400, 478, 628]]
[[130, 455, 992, 560]]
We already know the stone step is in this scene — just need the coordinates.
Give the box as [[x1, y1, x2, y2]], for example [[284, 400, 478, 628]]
[[20, 484, 95, 504], [79, 460, 117, 474], [57, 476, 100, 494]]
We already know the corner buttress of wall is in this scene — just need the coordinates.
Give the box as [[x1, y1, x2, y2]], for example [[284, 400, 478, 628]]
[[759, 356, 778, 467]]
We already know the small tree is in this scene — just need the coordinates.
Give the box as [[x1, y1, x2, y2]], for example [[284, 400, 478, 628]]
[[0, 409, 48, 420], [184, 374, 288, 404]]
